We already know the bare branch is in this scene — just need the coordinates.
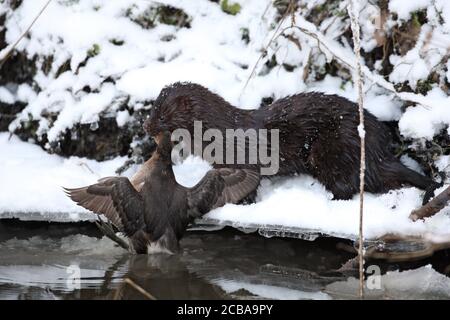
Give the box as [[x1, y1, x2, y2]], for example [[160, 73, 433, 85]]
[[348, 0, 365, 299], [0, 0, 52, 69], [410, 185, 450, 221]]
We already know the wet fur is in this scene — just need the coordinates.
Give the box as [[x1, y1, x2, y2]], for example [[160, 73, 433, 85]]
[[144, 82, 436, 201]]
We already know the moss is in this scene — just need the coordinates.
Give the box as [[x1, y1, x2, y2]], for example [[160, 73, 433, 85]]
[[411, 12, 422, 29], [240, 27, 250, 44], [282, 63, 295, 72], [416, 79, 433, 95], [265, 54, 278, 70], [129, 5, 191, 29], [87, 44, 101, 58], [156, 6, 191, 27], [220, 0, 241, 16], [55, 59, 71, 78], [109, 38, 124, 46], [307, 0, 342, 26], [411, 10, 427, 27], [41, 55, 54, 75]]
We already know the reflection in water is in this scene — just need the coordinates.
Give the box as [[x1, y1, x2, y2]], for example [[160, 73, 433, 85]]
[[0, 220, 449, 300]]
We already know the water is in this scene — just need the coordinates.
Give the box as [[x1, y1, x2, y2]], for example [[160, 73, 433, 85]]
[[0, 220, 449, 300]]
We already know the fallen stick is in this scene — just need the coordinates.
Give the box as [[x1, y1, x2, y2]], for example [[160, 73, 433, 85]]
[[124, 278, 156, 300], [409, 185, 450, 221]]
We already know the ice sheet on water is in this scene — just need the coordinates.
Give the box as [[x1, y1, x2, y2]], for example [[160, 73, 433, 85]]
[[0, 211, 97, 223], [0, 235, 127, 296], [325, 265, 450, 299], [214, 280, 331, 300]]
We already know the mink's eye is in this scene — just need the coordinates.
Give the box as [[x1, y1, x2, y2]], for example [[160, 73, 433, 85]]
[[159, 115, 165, 121]]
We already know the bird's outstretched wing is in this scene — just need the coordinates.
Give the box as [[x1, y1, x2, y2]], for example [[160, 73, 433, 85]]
[[64, 177, 144, 236], [186, 168, 260, 218]]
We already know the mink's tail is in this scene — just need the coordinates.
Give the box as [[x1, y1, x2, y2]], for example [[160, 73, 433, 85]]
[[381, 161, 445, 205], [422, 171, 446, 205]]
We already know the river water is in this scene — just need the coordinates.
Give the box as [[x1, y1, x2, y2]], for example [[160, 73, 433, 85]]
[[0, 220, 449, 300]]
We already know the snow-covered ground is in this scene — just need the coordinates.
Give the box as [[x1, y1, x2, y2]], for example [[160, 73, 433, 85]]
[[0, 0, 449, 241]]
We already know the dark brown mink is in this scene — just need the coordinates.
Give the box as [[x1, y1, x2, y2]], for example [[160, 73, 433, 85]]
[[143, 82, 439, 203]]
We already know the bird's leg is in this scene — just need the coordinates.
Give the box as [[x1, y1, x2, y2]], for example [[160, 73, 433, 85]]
[[95, 219, 130, 251]]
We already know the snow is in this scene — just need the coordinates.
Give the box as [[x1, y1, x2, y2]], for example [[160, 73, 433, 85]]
[[399, 88, 450, 140], [0, 133, 125, 221], [205, 175, 450, 240], [357, 124, 365, 139], [435, 155, 450, 172], [1, 132, 449, 241], [326, 265, 450, 299], [389, 0, 431, 21], [115, 110, 131, 127], [0, 87, 15, 104]]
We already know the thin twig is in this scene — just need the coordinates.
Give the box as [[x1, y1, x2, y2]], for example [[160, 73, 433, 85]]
[[239, 0, 295, 100], [274, 24, 435, 109], [124, 278, 157, 300], [348, 0, 365, 299], [0, 0, 53, 69]]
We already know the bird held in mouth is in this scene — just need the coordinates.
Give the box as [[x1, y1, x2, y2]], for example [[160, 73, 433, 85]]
[[64, 131, 260, 254]]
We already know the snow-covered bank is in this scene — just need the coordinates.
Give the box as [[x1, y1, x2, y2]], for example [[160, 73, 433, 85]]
[[0, 133, 124, 221], [1, 133, 449, 241]]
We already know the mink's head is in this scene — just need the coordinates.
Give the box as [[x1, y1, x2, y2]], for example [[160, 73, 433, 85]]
[[143, 82, 234, 138], [143, 82, 202, 137]]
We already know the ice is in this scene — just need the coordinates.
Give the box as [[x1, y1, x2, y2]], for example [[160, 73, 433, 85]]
[[215, 280, 331, 300], [0, 235, 126, 295], [326, 265, 450, 299]]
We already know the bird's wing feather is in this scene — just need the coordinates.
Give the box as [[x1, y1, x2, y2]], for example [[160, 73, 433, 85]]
[[186, 168, 260, 219], [64, 177, 144, 236], [63, 155, 156, 230]]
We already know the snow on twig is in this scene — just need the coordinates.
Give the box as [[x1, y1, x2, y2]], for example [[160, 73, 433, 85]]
[[347, 0, 365, 299]]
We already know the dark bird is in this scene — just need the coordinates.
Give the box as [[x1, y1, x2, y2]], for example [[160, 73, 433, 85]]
[[64, 131, 260, 254], [143, 82, 441, 203]]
